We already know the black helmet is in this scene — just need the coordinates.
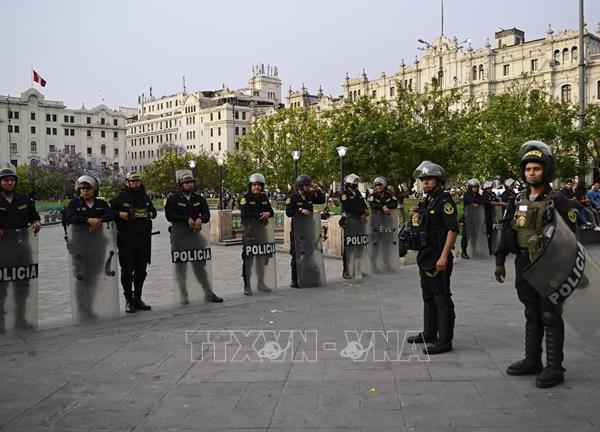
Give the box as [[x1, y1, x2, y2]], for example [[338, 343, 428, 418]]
[[413, 161, 445, 183], [295, 174, 311, 187], [519, 140, 555, 183]]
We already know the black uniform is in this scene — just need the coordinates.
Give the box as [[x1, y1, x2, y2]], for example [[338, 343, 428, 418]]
[[413, 188, 458, 347], [340, 187, 369, 275], [501, 188, 516, 203], [165, 191, 216, 301], [460, 190, 490, 254], [495, 186, 575, 379], [0, 192, 40, 330], [109, 187, 157, 303], [239, 191, 274, 289], [368, 190, 399, 213], [66, 196, 115, 321], [286, 189, 326, 286], [482, 190, 500, 254]]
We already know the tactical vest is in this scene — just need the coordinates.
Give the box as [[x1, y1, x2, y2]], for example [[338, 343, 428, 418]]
[[512, 191, 553, 260]]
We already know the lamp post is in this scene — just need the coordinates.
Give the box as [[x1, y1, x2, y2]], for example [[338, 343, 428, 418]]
[[291, 150, 300, 180], [217, 156, 224, 210], [188, 159, 196, 176], [336, 146, 347, 190]]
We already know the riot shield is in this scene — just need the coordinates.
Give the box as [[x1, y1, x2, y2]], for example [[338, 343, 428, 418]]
[[369, 209, 401, 273], [170, 222, 214, 304], [242, 219, 277, 291], [343, 217, 370, 279], [292, 213, 326, 287], [464, 205, 489, 259], [0, 228, 38, 332], [490, 206, 504, 255], [67, 223, 119, 322], [522, 210, 600, 338]]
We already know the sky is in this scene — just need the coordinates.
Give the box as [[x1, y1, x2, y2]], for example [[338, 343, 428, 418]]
[[1, 0, 599, 109]]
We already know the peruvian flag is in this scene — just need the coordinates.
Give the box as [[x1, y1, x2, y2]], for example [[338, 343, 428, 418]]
[[32, 70, 46, 87]]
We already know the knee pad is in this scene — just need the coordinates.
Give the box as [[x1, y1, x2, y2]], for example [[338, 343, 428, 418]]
[[524, 307, 541, 323], [542, 311, 561, 327]]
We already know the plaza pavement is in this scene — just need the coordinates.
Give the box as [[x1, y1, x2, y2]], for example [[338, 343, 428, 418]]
[[0, 213, 599, 431]]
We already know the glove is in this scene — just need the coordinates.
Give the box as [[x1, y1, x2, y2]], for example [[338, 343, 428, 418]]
[[495, 264, 506, 282]]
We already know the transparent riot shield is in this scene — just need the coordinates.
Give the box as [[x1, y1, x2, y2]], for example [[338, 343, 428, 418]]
[[0, 228, 38, 332], [465, 205, 489, 259], [523, 211, 600, 338], [170, 222, 214, 304], [67, 223, 119, 323], [490, 206, 504, 255], [343, 217, 370, 279], [292, 213, 326, 287], [242, 219, 277, 291], [369, 209, 401, 273]]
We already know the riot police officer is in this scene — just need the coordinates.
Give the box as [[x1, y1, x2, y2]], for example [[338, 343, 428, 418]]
[[406, 162, 458, 354], [368, 176, 398, 214], [340, 174, 369, 279], [110, 172, 157, 313], [240, 173, 275, 295], [0, 165, 41, 332], [482, 180, 504, 254], [285, 174, 326, 288], [66, 175, 115, 321], [501, 178, 518, 203], [165, 170, 222, 304], [460, 179, 489, 259], [495, 141, 575, 388]]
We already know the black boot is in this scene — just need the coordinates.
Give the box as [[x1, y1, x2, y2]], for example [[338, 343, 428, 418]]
[[536, 312, 565, 388], [244, 284, 253, 296], [206, 293, 223, 303], [125, 301, 136, 313], [507, 309, 544, 376], [460, 250, 470, 259], [134, 299, 151, 311], [423, 298, 453, 355], [408, 301, 438, 344]]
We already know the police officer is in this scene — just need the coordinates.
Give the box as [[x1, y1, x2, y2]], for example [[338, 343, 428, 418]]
[[460, 179, 488, 259], [501, 178, 518, 203], [482, 180, 504, 254], [495, 141, 575, 388], [66, 175, 115, 321], [0, 165, 41, 332], [110, 172, 156, 313], [165, 170, 222, 304], [406, 162, 458, 354], [285, 174, 326, 288], [340, 174, 369, 279], [240, 173, 274, 295]]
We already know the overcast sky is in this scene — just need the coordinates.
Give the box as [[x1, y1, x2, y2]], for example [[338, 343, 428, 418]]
[[1, 0, 599, 108]]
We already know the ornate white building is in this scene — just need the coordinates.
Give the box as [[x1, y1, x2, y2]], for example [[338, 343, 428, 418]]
[[343, 25, 600, 105], [125, 64, 282, 172], [0, 88, 132, 171]]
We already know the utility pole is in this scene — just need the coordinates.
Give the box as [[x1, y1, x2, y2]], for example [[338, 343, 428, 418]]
[[577, 0, 586, 177]]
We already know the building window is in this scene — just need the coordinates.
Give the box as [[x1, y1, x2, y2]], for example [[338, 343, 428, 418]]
[[242, 127, 246, 135], [218, 142, 221, 151], [113, 131, 118, 139], [101, 130, 106, 138], [113, 119, 118, 126], [30, 112, 36, 121], [31, 126, 36, 134], [572, 46, 578, 62], [210, 128, 213, 137], [218, 112, 221, 120], [52, 127, 57, 135], [478, 65, 484, 80], [503, 64, 510, 76], [561, 84, 572, 102], [531, 59, 538, 71], [100, 118, 105, 125], [30, 141, 37, 152], [235, 111, 239, 119], [235, 126, 239, 136], [8, 111, 19, 120], [64, 115, 69, 123], [70, 129, 75, 136], [210, 143, 213, 151], [87, 116, 91, 124], [49, 144, 55, 153], [597, 80, 600, 99], [64, 145, 70, 154], [87, 130, 92, 137], [87, 147, 92, 155], [242, 112, 246, 120], [114, 148, 119, 156], [101, 145, 106, 155], [210, 113, 213, 121], [46, 114, 51, 122], [562, 48, 569, 64], [8, 125, 19, 133], [46, 127, 51, 135], [11, 143, 17, 153], [218, 127, 221, 136], [389, 86, 395, 97], [554, 49, 560, 65], [372, 90, 377, 98], [70, 115, 74, 123], [113, 162, 119, 171]]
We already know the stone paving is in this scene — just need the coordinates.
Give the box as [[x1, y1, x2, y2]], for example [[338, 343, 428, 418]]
[[0, 214, 599, 431]]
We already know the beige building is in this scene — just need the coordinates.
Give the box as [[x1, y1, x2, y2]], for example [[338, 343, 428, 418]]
[[126, 64, 282, 172], [0, 88, 131, 171], [342, 25, 600, 106]]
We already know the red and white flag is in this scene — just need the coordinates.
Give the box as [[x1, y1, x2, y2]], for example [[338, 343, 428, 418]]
[[32, 70, 47, 87]]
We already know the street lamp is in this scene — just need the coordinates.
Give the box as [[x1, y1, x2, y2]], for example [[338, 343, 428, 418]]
[[291, 150, 300, 180], [188, 159, 196, 184], [336, 146, 347, 190], [217, 155, 224, 210]]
